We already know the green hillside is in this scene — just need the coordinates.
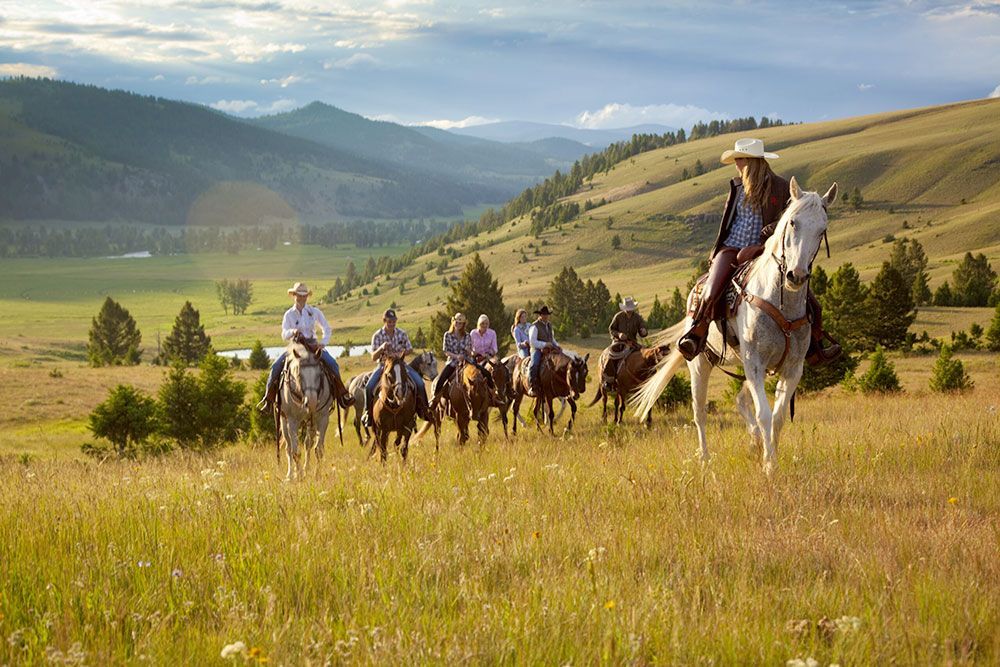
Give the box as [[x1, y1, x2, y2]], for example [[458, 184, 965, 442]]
[[251, 102, 586, 191], [324, 97, 1000, 334], [0, 78, 506, 224]]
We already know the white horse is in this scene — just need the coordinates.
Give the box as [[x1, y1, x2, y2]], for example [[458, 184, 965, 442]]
[[632, 177, 838, 473], [279, 341, 332, 481]]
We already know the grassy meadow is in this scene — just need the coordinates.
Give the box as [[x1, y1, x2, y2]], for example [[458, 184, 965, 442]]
[[1, 353, 998, 664]]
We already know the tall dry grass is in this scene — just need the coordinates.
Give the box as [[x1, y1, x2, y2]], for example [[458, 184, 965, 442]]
[[2, 379, 998, 664]]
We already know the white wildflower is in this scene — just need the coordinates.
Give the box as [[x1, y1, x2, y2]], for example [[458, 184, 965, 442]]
[[220, 641, 247, 659], [835, 615, 862, 633]]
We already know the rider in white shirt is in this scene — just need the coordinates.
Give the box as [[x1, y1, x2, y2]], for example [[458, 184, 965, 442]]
[[257, 282, 352, 410]]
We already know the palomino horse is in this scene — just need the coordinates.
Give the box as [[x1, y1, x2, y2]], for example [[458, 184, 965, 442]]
[[589, 344, 671, 425], [633, 178, 838, 473], [278, 341, 332, 481], [348, 351, 438, 448], [370, 356, 418, 462], [511, 350, 589, 436]]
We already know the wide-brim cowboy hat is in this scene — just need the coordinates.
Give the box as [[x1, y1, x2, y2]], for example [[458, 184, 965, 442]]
[[533, 305, 553, 315], [720, 138, 779, 165], [620, 297, 638, 312], [288, 281, 312, 296]]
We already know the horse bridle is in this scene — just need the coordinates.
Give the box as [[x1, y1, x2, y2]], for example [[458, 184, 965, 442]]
[[771, 204, 829, 309]]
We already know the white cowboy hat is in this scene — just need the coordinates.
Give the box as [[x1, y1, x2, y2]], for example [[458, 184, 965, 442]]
[[720, 138, 779, 165], [477, 314, 490, 326], [620, 296, 638, 312], [287, 281, 312, 296]]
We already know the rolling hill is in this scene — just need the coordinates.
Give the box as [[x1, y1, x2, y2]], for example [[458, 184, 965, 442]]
[[0, 78, 512, 224], [450, 120, 677, 145], [317, 97, 1000, 335], [251, 102, 589, 192]]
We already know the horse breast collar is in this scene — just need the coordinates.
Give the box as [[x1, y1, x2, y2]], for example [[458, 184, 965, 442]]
[[729, 264, 809, 374]]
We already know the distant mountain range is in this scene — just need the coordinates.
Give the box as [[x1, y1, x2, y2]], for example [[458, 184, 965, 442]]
[[0, 80, 605, 225], [447, 120, 678, 146], [250, 102, 590, 192]]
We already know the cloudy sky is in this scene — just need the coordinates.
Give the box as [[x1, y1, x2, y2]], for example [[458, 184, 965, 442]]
[[1, 0, 998, 129]]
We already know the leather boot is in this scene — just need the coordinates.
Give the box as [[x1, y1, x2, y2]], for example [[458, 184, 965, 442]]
[[256, 377, 279, 412], [677, 317, 710, 361], [805, 291, 842, 366], [361, 388, 374, 427], [677, 248, 738, 362]]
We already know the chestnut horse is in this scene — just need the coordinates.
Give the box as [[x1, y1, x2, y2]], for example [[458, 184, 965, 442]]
[[589, 344, 671, 425], [370, 356, 417, 463]]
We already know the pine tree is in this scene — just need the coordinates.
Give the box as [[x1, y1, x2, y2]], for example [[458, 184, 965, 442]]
[[888, 238, 928, 304], [864, 262, 916, 350], [248, 339, 270, 370], [88, 296, 142, 367], [412, 326, 428, 349], [811, 265, 829, 297], [157, 364, 202, 448], [162, 301, 212, 365], [195, 354, 247, 448], [582, 279, 615, 332], [820, 263, 869, 351], [929, 345, 973, 393], [430, 254, 509, 353], [647, 295, 667, 329], [933, 281, 953, 306], [611, 234, 622, 250], [986, 303, 1000, 352], [666, 287, 687, 323], [951, 252, 997, 306], [547, 266, 585, 337], [88, 384, 158, 456], [912, 271, 932, 307], [853, 347, 901, 394]]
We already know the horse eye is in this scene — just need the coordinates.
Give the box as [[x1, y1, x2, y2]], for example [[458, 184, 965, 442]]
[[789, 219, 796, 228]]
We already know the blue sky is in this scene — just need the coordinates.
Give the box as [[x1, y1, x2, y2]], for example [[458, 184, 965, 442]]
[[1, 0, 998, 129]]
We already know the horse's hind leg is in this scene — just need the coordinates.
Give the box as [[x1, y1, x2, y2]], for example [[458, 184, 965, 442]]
[[564, 399, 577, 435], [282, 420, 301, 481], [771, 370, 802, 458], [689, 355, 713, 462]]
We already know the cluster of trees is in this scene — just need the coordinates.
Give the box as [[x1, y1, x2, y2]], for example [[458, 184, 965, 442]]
[[215, 279, 254, 315], [529, 202, 581, 237], [88, 297, 212, 367], [646, 290, 688, 328], [323, 257, 383, 301], [687, 116, 785, 141], [0, 218, 457, 259], [933, 252, 998, 307], [86, 355, 248, 457], [543, 267, 617, 339]]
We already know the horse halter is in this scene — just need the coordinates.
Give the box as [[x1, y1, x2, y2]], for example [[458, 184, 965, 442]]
[[771, 203, 829, 309]]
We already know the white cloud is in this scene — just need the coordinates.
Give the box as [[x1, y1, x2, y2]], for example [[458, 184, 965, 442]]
[[858, 83, 875, 92], [0, 62, 58, 78], [227, 38, 306, 63], [186, 75, 225, 85], [414, 115, 499, 129], [259, 74, 303, 87], [479, 8, 505, 18], [210, 99, 258, 113], [324, 53, 379, 70], [259, 98, 297, 114], [151, 74, 165, 81], [574, 102, 727, 129], [989, 84, 1000, 98]]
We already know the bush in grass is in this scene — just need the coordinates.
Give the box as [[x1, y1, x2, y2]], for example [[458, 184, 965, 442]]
[[656, 374, 691, 411], [158, 356, 247, 449], [851, 347, 901, 394], [929, 346, 973, 393], [87, 384, 158, 457], [248, 340, 270, 370]]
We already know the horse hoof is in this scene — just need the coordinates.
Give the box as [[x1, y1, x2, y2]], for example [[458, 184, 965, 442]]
[[763, 460, 776, 477]]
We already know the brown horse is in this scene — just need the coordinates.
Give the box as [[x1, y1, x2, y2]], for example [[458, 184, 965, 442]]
[[590, 345, 671, 425], [481, 356, 513, 439], [434, 361, 493, 446], [511, 350, 589, 436], [370, 356, 417, 463]]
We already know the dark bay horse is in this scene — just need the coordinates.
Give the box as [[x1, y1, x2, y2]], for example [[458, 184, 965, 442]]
[[433, 361, 493, 446], [511, 350, 589, 436], [348, 351, 437, 448], [590, 344, 671, 425], [370, 356, 417, 463]]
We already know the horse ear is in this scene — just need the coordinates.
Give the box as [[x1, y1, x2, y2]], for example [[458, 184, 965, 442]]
[[789, 176, 802, 201], [823, 182, 838, 207], [584, 353, 590, 363]]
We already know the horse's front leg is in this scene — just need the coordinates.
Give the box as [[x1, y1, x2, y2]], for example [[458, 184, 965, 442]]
[[689, 355, 713, 462], [546, 397, 556, 436], [563, 398, 577, 435], [477, 409, 489, 444], [314, 412, 329, 473], [743, 361, 776, 474], [511, 393, 523, 435], [281, 418, 300, 481], [771, 368, 803, 457]]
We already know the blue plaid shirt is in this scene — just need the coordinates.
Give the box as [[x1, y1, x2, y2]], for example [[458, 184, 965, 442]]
[[722, 185, 764, 249]]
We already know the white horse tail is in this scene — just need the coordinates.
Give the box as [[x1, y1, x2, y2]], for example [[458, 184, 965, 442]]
[[630, 347, 685, 422]]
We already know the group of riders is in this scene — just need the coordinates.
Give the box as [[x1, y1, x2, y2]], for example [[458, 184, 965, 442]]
[[258, 137, 842, 425]]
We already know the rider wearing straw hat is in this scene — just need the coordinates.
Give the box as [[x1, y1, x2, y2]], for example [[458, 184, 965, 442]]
[[676, 138, 841, 365], [602, 296, 648, 391], [257, 282, 352, 411]]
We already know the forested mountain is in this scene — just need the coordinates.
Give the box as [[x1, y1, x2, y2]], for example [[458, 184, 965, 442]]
[[449, 120, 677, 145], [250, 102, 588, 191], [0, 78, 509, 224]]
